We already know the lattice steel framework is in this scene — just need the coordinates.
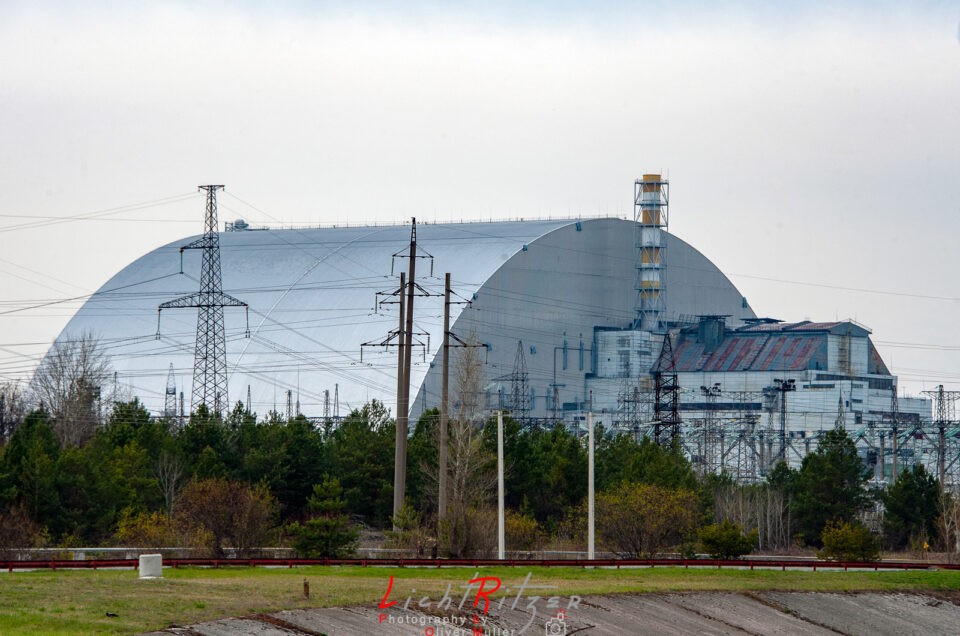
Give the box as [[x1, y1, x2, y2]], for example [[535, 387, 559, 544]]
[[653, 332, 681, 445], [633, 174, 669, 331], [158, 186, 248, 415], [616, 378, 654, 440], [507, 340, 531, 423], [698, 383, 722, 475], [727, 391, 763, 482], [922, 385, 960, 484], [164, 363, 177, 418]]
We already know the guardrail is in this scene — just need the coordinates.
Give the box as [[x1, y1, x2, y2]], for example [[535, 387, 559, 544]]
[[2, 557, 957, 572]]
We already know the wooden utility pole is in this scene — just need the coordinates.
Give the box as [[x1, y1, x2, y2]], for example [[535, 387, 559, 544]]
[[438, 272, 451, 521], [392, 272, 406, 522], [393, 220, 418, 522]]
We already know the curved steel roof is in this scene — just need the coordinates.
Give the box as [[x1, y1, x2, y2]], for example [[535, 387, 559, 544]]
[[49, 218, 755, 418]]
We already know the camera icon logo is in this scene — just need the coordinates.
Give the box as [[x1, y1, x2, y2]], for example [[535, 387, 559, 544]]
[[545, 609, 567, 635]]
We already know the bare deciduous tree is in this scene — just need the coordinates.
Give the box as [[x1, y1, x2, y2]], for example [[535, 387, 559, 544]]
[[713, 483, 793, 551], [0, 503, 46, 558], [443, 336, 496, 558], [0, 382, 27, 444], [29, 331, 113, 447], [156, 449, 185, 517], [176, 477, 277, 557], [937, 491, 960, 559]]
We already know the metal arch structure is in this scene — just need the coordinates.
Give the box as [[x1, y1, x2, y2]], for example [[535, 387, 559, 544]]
[[158, 186, 249, 416], [54, 217, 755, 422]]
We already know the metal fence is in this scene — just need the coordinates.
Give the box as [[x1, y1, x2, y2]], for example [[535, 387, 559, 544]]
[[1, 556, 955, 572]]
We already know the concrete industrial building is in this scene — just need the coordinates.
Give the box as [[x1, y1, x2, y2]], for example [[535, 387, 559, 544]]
[[586, 317, 930, 481], [46, 180, 934, 483]]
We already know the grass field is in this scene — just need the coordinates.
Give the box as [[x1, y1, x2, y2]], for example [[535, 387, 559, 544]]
[[2, 565, 960, 634]]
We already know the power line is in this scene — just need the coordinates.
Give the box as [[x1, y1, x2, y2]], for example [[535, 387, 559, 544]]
[[6, 210, 960, 411], [0, 192, 196, 233], [0, 273, 181, 316]]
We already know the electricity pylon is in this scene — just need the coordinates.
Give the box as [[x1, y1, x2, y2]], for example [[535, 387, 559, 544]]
[[158, 185, 248, 416]]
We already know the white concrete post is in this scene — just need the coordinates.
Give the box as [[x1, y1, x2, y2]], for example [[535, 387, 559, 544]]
[[498, 410, 505, 560], [588, 410, 595, 560]]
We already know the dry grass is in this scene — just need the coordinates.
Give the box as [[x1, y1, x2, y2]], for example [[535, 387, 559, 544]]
[[1, 565, 960, 634]]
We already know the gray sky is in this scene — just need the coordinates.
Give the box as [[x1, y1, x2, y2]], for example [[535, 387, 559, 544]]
[[1, 1, 958, 399]]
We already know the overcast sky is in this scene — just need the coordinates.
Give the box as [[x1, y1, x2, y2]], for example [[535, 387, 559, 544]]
[[1, 1, 958, 399]]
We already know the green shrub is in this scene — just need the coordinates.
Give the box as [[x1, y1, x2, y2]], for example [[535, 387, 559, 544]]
[[287, 478, 358, 558], [505, 509, 543, 552], [385, 503, 429, 554], [818, 520, 880, 562], [698, 520, 757, 559], [113, 508, 212, 552], [597, 482, 699, 557]]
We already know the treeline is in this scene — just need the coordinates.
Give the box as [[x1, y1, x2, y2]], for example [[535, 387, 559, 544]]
[[0, 400, 396, 552], [479, 420, 952, 559], [0, 398, 955, 560]]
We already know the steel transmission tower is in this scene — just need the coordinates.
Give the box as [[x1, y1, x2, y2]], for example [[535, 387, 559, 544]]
[[508, 340, 530, 422], [922, 385, 960, 484], [164, 364, 177, 418], [653, 332, 681, 445], [158, 186, 248, 415]]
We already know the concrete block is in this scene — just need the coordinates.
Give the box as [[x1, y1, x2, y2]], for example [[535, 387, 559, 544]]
[[139, 553, 163, 579]]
